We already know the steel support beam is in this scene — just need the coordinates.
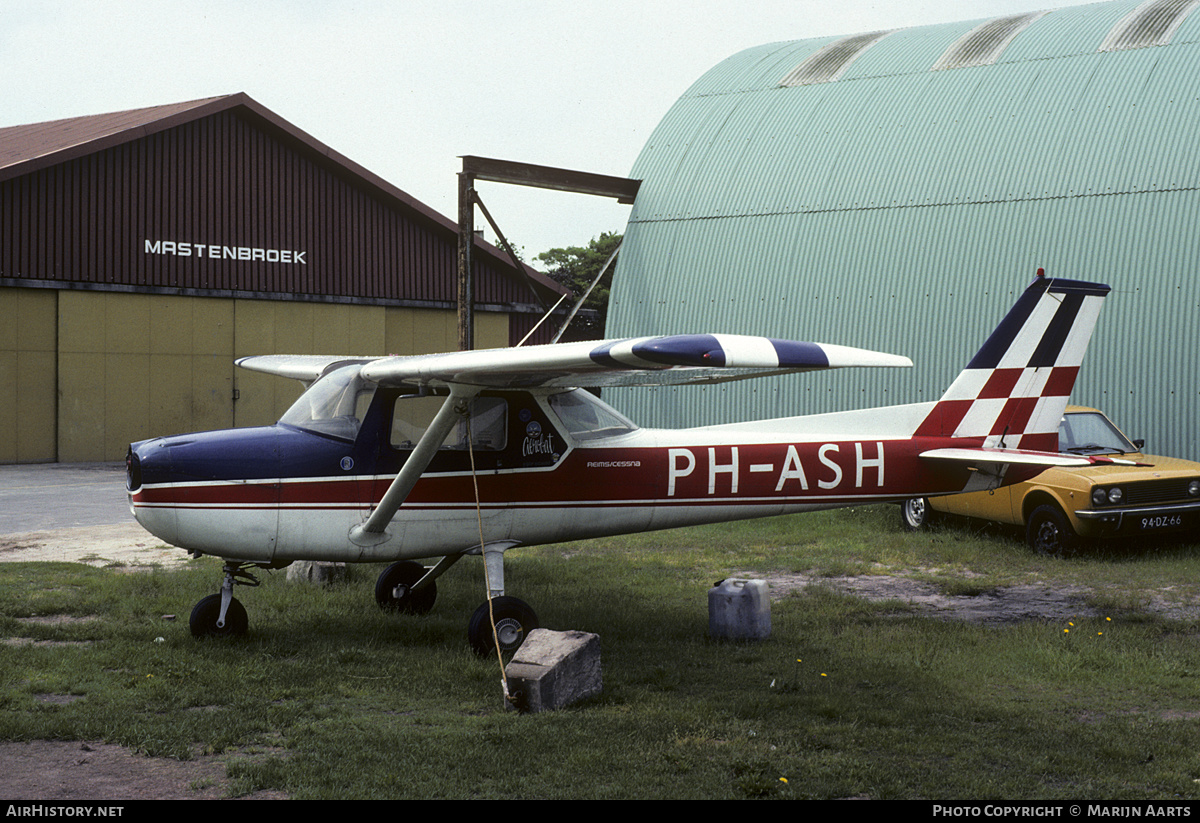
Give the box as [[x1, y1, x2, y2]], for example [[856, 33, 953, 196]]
[[457, 171, 475, 352], [460, 156, 641, 203], [455, 155, 640, 352]]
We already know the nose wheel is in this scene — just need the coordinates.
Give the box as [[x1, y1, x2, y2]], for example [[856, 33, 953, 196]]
[[190, 593, 248, 638], [189, 562, 260, 638]]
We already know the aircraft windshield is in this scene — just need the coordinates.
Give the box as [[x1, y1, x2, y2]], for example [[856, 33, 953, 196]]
[[279, 364, 375, 441], [547, 389, 638, 442], [1058, 411, 1136, 455]]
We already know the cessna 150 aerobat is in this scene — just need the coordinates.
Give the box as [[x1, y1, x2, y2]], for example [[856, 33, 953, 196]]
[[128, 273, 1115, 654]]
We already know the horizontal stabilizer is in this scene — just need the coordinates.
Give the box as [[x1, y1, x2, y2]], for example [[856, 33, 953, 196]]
[[920, 447, 1146, 468]]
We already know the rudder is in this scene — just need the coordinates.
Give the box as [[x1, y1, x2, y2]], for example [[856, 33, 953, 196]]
[[914, 272, 1111, 451]]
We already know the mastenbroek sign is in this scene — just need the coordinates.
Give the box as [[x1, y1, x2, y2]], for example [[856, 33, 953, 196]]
[[145, 240, 307, 264]]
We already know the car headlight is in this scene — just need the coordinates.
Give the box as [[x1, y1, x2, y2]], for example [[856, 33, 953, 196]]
[[1092, 487, 1108, 507], [1107, 486, 1123, 505], [1189, 480, 1200, 498]]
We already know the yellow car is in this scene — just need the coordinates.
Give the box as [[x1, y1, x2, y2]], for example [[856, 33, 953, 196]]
[[900, 406, 1200, 556]]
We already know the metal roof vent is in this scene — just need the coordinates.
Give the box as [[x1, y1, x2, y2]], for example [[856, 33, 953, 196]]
[[932, 11, 1047, 70], [1101, 0, 1200, 51], [780, 30, 894, 86]]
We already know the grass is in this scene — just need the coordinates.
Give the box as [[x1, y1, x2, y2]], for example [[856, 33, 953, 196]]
[[3, 506, 1200, 798]]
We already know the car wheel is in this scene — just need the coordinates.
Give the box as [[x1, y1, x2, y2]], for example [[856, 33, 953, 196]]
[[1026, 504, 1078, 558], [899, 497, 936, 531]]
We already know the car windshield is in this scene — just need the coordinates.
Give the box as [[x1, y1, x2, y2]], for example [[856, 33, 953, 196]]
[[1058, 411, 1136, 455], [279, 364, 375, 441], [547, 389, 638, 441]]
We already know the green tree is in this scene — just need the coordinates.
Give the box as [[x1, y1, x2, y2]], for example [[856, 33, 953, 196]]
[[535, 232, 622, 338]]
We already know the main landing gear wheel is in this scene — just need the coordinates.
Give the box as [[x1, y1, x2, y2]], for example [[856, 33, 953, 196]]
[[375, 561, 437, 615], [467, 596, 538, 657], [1026, 504, 1079, 559], [899, 497, 936, 531], [189, 593, 248, 638]]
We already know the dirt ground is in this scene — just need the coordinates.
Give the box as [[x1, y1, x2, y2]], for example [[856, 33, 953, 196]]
[[0, 522, 189, 568], [766, 568, 1200, 624], [767, 572, 1094, 623], [0, 740, 287, 800], [3, 527, 1197, 800]]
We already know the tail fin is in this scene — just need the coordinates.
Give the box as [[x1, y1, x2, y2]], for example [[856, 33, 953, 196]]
[[914, 272, 1110, 451]]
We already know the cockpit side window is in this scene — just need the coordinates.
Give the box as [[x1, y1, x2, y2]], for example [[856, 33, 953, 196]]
[[279, 365, 375, 442], [390, 394, 507, 452], [547, 389, 638, 441]]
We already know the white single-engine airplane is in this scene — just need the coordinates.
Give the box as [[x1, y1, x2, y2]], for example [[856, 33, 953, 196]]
[[128, 272, 1115, 654]]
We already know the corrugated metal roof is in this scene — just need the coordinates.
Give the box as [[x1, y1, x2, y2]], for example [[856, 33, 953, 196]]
[[0, 93, 566, 305], [779, 30, 895, 86], [1101, 0, 1200, 50], [0, 97, 229, 177], [609, 0, 1200, 459], [933, 12, 1048, 69]]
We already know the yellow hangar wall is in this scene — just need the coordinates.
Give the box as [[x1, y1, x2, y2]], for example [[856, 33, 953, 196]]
[[1, 287, 508, 463], [0, 288, 57, 463]]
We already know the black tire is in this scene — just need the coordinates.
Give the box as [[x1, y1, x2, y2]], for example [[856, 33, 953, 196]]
[[189, 593, 248, 638], [1026, 504, 1078, 558], [467, 596, 538, 657], [899, 497, 935, 531], [374, 561, 437, 614]]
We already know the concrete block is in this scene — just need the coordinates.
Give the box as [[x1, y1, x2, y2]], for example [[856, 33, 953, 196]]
[[504, 629, 602, 713], [286, 561, 346, 585]]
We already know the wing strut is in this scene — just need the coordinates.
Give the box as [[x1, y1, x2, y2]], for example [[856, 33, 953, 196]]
[[349, 384, 481, 546], [549, 239, 621, 344]]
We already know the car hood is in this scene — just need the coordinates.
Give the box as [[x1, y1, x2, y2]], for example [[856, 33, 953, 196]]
[[1060, 453, 1200, 483]]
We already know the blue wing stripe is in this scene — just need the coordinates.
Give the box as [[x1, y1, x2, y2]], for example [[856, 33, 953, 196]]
[[770, 339, 830, 368], [629, 335, 722, 366], [588, 341, 624, 368], [591, 335, 836, 369]]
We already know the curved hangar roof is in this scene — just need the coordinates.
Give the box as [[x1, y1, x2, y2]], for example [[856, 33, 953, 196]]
[[608, 0, 1200, 458]]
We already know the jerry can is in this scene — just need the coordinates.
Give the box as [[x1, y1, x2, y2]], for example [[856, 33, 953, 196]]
[[708, 578, 771, 640]]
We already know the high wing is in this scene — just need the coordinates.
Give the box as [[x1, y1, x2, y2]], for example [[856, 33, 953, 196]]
[[357, 334, 912, 389], [236, 355, 374, 386]]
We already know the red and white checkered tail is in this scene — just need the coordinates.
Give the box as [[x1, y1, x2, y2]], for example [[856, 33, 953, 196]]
[[914, 274, 1111, 451]]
